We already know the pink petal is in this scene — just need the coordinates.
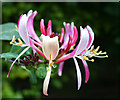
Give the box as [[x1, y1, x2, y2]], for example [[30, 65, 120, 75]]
[[60, 23, 71, 49], [86, 25, 94, 50], [56, 35, 72, 59], [32, 44, 46, 59], [18, 14, 30, 45], [31, 39, 42, 48], [75, 26, 89, 55], [17, 14, 23, 28], [7, 46, 30, 78], [46, 20, 53, 36], [58, 61, 64, 76], [81, 59, 90, 83], [71, 26, 78, 45], [27, 11, 41, 44], [43, 66, 52, 96], [40, 19, 46, 35], [54, 49, 76, 64], [59, 28, 65, 44], [73, 57, 82, 90]]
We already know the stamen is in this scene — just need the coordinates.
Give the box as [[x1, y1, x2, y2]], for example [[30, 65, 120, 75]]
[[15, 25, 18, 31], [83, 55, 89, 60], [90, 54, 95, 58], [90, 59, 94, 62], [99, 52, 107, 55], [49, 61, 54, 67], [96, 50, 102, 55], [83, 55, 94, 62], [95, 55, 108, 58], [16, 38, 23, 46], [10, 35, 16, 44], [46, 67, 50, 71], [85, 48, 87, 53], [90, 45, 94, 51], [92, 50, 97, 55], [52, 64, 56, 68], [70, 44, 76, 50], [95, 46, 100, 52]]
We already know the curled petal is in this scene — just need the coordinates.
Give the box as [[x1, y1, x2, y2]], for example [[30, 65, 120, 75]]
[[57, 35, 72, 59], [73, 57, 82, 90], [60, 22, 71, 49], [7, 46, 30, 78], [86, 25, 94, 50], [75, 26, 89, 55], [40, 19, 46, 35], [55, 49, 76, 64], [59, 28, 65, 44], [43, 66, 52, 96], [18, 14, 23, 28], [32, 44, 46, 59], [46, 20, 54, 37], [18, 14, 30, 45], [71, 26, 78, 45], [58, 61, 64, 76], [81, 60, 90, 83], [42, 36, 59, 60], [27, 11, 41, 43]]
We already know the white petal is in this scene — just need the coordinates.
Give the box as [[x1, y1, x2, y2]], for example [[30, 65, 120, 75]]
[[42, 36, 59, 60], [7, 46, 30, 78], [43, 66, 52, 96], [27, 10, 33, 16], [18, 14, 30, 45], [86, 25, 94, 49], [75, 26, 89, 55], [73, 57, 82, 90]]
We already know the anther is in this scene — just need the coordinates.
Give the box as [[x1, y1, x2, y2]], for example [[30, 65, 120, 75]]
[[70, 44, 76, 50], [83, 55, 89, 60], [85, 48, 87, 53], [10, 35, 16, 44], [92, 50, 97, 55], [96, 51, 102, 55], [95, 46, 100, 52], [90, 59, 94, 62], [49, 61, 54, 67], [90, 45, 94, 51], [15, 25, 18, 31], [105, 55, 108, 58], [46, 67, 50, 71], [90, 54, 95, 58], [16, 38, 23, 46]]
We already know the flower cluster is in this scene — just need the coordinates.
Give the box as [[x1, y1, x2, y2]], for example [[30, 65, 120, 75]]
[[8, 10, 108, 96]]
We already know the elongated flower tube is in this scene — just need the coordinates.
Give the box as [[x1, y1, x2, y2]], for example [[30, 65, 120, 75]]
[[42, 36, 59, 95]]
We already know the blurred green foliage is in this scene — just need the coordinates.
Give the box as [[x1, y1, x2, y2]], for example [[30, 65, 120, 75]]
[[1, 2, 120, 99]]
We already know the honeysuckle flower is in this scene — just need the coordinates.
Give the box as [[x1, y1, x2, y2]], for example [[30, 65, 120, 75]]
[[55, 25, 108, 90], [7, 10, 108, 96], [42, 35, 59, 96], [7, 10, 44, 77]]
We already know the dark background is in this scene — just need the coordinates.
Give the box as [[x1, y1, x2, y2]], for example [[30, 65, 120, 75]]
[[1, 2, 120, 99]]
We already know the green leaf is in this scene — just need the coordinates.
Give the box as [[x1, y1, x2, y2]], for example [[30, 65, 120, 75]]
[[0, 23, 21, 40], [1, 52, 18, 59], [36, 67, 47, 79], [10, 45, 25, 54], [1, 45, 25, 59], [21, 66, 37, 84]]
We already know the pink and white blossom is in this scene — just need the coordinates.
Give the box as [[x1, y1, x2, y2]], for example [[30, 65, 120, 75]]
[[8, 10, 108, 96]]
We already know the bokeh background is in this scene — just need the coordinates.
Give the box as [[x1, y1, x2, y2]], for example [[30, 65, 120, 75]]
[[1, 2, 120, 99]]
